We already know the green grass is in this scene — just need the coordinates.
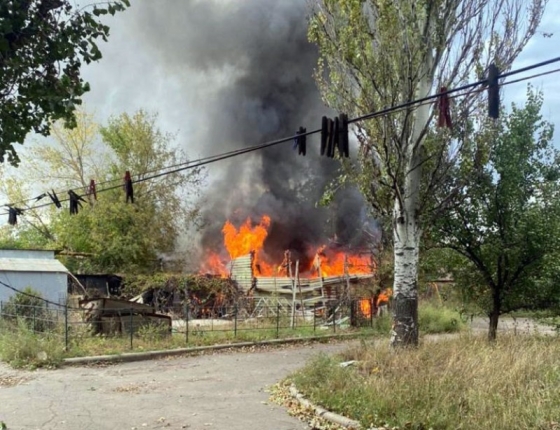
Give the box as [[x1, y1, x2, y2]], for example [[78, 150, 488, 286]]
[[0, 318, 378, 367], [291, 334, 560, 429]]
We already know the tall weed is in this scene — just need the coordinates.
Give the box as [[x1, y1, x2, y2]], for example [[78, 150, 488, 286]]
[[0, 320, 64, 368]]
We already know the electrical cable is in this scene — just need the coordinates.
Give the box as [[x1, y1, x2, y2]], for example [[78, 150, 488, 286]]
[[2, 56, 560, 216]]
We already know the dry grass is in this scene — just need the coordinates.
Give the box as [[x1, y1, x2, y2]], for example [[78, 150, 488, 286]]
[[292, 334, 560, 429]]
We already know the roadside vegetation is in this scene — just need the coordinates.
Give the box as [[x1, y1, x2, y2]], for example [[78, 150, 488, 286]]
[[0, 300, 462, 369], [288, 334, 560, 430]]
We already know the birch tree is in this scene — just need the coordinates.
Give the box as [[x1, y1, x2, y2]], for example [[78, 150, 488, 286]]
[[308, 0, 548, 346]]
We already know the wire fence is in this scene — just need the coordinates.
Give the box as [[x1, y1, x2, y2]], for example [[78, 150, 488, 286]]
[[0, 297, 384, 354]]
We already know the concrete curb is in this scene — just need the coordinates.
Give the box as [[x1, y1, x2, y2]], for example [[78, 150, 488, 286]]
[[62, 332, 366, 366], [289, 385, 362, 429]]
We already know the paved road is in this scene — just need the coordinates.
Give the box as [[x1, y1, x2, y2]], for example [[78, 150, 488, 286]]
[[0, 318, 555, 430], [0, 341, 354, 430]]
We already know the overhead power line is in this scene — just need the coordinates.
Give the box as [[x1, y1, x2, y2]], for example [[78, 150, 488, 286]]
[[2, 55, 560, 217]]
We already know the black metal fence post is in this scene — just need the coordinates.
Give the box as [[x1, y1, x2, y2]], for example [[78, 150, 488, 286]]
[[313, 304, 316, 333], [276, 303, 280, 338], [32, 305, 36, 332], [64, 304, 69, 351], [185, 304, 189, 344], [129, 308, 133, 350], [234, 304, 238, 338], [370, 298, 374, 328], [333, 305, 336, 334]]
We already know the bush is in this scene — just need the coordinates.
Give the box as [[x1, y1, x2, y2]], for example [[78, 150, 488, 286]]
[[1, 288, 56, 332], [418, 303, 463, 333]]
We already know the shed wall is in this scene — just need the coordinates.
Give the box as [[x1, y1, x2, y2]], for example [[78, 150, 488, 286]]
[[0, 271, 67, 305]]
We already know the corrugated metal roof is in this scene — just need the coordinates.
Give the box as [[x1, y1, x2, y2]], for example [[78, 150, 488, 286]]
[[0, 258, 69, 273], [230, 254, 254, 292], [0, 249, 56, 259]]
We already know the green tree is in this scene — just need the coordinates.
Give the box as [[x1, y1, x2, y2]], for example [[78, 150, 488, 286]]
[[0, 109, 107, 243], [0, 110, 205, 273], [0, 0, 130, 165], [433, 88, 560, 341], [308, 0, 547, 346]]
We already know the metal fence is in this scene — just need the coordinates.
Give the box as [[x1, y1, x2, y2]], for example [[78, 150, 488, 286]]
[[0, 297, 382, 353]]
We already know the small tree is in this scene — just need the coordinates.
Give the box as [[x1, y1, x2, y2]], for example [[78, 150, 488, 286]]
[[433, 88, 560, 341], [0, 0, 130, 164]]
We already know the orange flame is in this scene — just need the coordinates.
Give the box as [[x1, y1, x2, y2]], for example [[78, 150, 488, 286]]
[[222, 216, 279, 275], [201, 214, 373, 279], [313, 246, 372, 277], [199, 254, 229, 277], [223, 216, 270, 259], [359, 298, 372, 318]]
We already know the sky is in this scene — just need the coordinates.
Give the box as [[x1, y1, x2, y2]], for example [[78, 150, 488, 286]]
[[77, 0, 560, 151]]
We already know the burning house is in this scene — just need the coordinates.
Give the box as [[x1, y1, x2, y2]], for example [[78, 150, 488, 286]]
[[79, 1, 382, 324], [199, 215, 376, 318]]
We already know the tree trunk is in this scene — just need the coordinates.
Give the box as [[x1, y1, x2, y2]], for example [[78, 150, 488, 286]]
[[488, 288, 502, 342], [391, 209, 420, 347], [390, 66, 432, 348]]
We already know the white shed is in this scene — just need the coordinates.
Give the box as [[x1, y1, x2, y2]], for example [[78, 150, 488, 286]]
[[0, 249, 69, 305]]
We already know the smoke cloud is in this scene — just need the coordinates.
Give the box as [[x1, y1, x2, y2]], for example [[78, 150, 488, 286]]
[[128, 0, 374, 268]]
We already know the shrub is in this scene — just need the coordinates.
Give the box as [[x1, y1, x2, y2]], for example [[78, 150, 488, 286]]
[[1, 288, 56, 332], [418, 303, 463, 333]]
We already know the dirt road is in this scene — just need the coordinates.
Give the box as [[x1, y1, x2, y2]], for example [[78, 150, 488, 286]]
[[0, 341, 353, 430]]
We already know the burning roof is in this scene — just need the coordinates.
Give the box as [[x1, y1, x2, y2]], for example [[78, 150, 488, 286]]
[[200, 215, 375, 294]]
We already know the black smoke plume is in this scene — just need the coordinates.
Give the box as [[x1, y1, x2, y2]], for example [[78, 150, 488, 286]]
[[130, 0, 375, 268]]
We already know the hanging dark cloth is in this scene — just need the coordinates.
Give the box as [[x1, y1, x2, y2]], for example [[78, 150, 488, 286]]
[[338, 113, 349, 158], [88, 179, 97, 200], [48, 190, 62, 208], [68, 190, 85, 215], [294, 126, 306, 156], [437, 87, 452, 129], [124, 171, 134, 203], [487, 63, 500, 119], [8, 206, 23, 225], [326, 117, 335, 158], [330, 116, 339, 158], [320, 116, 328, 156]]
